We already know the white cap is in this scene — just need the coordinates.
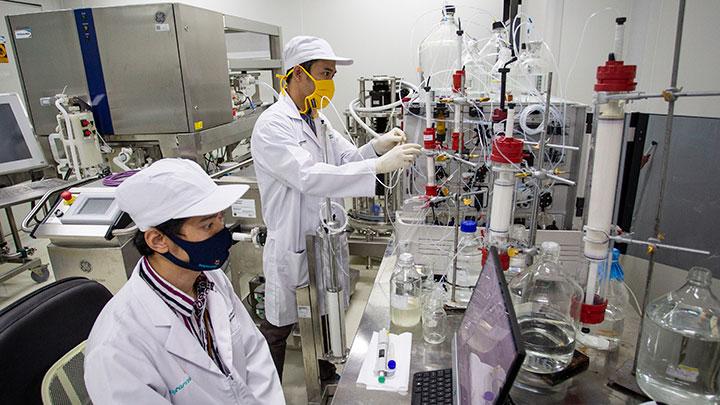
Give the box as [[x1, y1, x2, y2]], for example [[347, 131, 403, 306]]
[[115, 158, 249, 231], [282, 36, 353, 72]]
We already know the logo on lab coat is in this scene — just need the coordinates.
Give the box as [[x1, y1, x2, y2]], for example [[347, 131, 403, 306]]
[[169, 376, 192, 396]]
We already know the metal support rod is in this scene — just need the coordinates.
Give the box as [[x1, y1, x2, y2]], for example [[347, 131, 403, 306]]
[[450, 111, 464, 303], [209, 157, 254, 178], [602, 89, 720, 101], [633, 0, 686, 373], [612, 236, 710, 256], [528, 72, 553, 249], [523, 141, 580, 151]]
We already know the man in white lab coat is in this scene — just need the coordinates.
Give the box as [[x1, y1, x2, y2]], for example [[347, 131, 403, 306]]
[[84, 158, 284, 404], [251, 36, 422, 381]]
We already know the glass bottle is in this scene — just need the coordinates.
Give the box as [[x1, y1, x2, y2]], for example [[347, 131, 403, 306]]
[[445, 220, 482, 305], [517, 241, 583, 374], [390, 253, 422, 328], [636, 267, 720, 405], [418, 5, 460, 96], [465, 21, 509, 97], [578, 248, 628, 351]]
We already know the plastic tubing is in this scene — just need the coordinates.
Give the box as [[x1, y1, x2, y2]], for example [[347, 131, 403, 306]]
[[259, 80, 280, 100], [349, 98, 381, 139], [518, 103, 561, 135], [352, 81, 418, 113], [319, 200, 349, 235]]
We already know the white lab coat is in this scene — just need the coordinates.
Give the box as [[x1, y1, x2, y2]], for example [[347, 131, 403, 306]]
[[84, 260, 284, 404], [251, 94, 378, 327]]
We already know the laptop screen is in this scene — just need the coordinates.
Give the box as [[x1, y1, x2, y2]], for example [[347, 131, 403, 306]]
[[456, 248, 525, 405]]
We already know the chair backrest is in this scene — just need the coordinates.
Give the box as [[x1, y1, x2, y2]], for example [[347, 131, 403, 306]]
[[0, 277, 112, 405], [41, 341, 91, 405]]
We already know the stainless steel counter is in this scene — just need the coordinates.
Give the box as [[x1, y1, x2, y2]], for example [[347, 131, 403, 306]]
[[333, 254, 646, 404]]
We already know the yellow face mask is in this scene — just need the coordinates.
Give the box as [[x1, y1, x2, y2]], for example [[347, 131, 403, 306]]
[[277, 64, 335, 114]]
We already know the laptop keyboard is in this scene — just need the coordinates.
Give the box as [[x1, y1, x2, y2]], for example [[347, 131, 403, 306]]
[[411, 368, 454, 405]]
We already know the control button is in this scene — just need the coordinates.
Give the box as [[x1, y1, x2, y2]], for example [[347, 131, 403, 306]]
[[61, 191, 72, 201], [80, 119, 89, 127], [54, 209, 63, 217], [83, 129, 92, 137]]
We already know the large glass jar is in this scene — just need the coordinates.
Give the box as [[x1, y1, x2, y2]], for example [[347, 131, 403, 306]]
[[390, 253, 422, 328], [517, 241, 583, 374], [636, 267, 720, 405], [418, 6, 460, 96]]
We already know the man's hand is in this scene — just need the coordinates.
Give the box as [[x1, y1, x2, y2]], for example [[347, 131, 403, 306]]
[[375, 143, 422, 174], [371, 128, 407, 155]]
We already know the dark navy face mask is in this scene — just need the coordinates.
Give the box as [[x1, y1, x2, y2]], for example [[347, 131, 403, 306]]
[[162, 227, 233, 271]]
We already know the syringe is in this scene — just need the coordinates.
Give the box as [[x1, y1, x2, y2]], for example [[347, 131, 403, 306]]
[[375, 328, 396, 383]]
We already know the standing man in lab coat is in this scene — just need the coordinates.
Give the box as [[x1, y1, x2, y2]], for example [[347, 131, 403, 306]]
[[84, 158, 284, 404], [251, 36, 422, 381]]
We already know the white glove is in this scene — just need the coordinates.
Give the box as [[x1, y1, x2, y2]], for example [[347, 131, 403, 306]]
[[375, 143, 422, 174], [371, 128, 407, 155]]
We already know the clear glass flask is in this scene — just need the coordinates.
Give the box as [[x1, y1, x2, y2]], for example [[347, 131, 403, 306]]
[[390, 253, 422, 328], [445, 220, 483, 305], [517, 241, 583, 374], [578, 248, 628, 351], [636, 267, 720, 405]]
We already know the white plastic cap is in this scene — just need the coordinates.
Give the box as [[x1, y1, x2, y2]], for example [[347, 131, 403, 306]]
[[282, 36, 353, 72], [115, 158, 249, 231]]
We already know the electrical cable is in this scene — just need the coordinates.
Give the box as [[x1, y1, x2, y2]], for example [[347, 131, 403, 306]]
[[102, 170, 139, 187]]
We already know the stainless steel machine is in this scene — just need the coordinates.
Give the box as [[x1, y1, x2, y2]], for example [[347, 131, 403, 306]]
[[7, 3, 283, 166]]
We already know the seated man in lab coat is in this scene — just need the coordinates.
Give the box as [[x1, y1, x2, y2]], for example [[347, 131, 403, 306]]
[[251, 35, 422, 382], [84, 158, 284, 404]]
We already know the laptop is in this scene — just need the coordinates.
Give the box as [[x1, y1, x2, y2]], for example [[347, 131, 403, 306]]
[[411, 247, 526, 405]]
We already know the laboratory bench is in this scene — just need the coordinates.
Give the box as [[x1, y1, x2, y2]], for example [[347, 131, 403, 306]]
[[332, 254, 647, 404]]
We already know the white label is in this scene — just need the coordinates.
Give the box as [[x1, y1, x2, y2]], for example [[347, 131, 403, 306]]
[[666, 364, 699, 383], [231, 198, 256, 218], [423, 134, 434, 141], [155, 23, 170, 32], [297, 305, 311, 319], [0, 35, 6, 44], [14, 28, 31, 39]]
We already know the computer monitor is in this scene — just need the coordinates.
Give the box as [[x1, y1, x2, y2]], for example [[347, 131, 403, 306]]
[[0, 93, 47, 174], [455, 247, 526, 405]]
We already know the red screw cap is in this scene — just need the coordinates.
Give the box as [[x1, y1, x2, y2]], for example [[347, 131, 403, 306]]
[[490, 136, 524, 164], [595, 59, 637, 92]]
